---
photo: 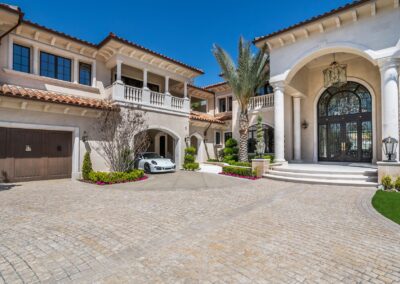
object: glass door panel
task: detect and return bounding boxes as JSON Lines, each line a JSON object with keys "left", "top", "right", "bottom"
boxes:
{"left": 328, "top": 123, "right": 341, "bottom": 160}
{"left": 344, "top": 122, "right": 358, "bottom": 161}
{"left": 318, "top": 124, "right": 327, "bottom": 158}
{"left": 362, "top": 121, "right": 372, "bottom": 160}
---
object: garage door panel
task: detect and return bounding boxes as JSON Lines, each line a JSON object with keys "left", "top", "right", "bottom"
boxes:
{"left": 47, "top": 132, "right": 72, "bottom": 178}
{"left": 13, "top": 129, "right": 45, "bottom": 180}
{"left": 0, "top": 127, "right": 72, "bottom": 182}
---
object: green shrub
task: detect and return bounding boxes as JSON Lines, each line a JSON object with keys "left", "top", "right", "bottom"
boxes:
{"left": 183, "top": 162, "right": 200, "bottom": 171}
{"left": 207, "top": 159, "right": 219, "bottom": 162}
{"left": 183, "top": 147, "right": 199, "bottom": 170}
{"left": 263, "top": 155, "right": 275, "bottom": 163}
{"left": 222, "top": 166, "right": 253, "bottom": 177}
{"left": 228, "top": 161, "right": 252, "bottom": 167}
{"left": 382, "top": 175, "right": 393, "bottom": 190}
{"left": 222, "top": 138, "right": 239, "bottom": 162}
{"left": 88, "top": 169, "right": 144, "bottom": 184}
{"left": 82, "top": 151, "right": 93, "bottom": 180}
{"left": 395, "top": 177, "right": 400, "bottom": 191}
{"left": 185, "top": 147, "right": 196, "bottom": 156}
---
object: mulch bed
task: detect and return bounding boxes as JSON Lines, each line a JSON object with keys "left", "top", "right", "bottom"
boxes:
{"left": 79, "top": 175, "right": 149, "bottom": 186}
{"left": 219, "top": 172, "right": 260, "bottom": 180}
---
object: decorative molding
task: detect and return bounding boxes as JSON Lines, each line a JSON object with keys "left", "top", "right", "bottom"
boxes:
{"left": 50, "top": 36, "right": 56, "bottom": 46}
{"left": 335, "top": 16, "right": 341, "bottom": 28}
{"left": 352, "top": 10, "right": 358, "bottom": 22}
{"left": 371, "top": 2, "right": 376, "bottom": 16}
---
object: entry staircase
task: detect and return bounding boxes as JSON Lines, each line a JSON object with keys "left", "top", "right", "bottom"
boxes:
{"left": 263, "top": 163, "right": 378, "bottom": 187}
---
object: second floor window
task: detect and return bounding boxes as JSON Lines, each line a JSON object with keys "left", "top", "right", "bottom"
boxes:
{"left": 228, "top": 96, "right": 233, "bottom": 111}
{"left": 218, "top": 98, "right": 226, "bottom": 112}
{"left": 13, "top": 44, "right": 30, "bottom": 73}
{"left": 79, "top": 62, "right": 92, "bottom": 86}
{"left": 40, "top": 52, "right": 71, "bottom": 81}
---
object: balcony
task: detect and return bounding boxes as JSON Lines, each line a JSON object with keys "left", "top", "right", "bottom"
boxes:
{"left": 107, "top": 81, "right": 190, "bottom": 114}
{"left": 248, "top": 93, "right": 274, "bottom": 111}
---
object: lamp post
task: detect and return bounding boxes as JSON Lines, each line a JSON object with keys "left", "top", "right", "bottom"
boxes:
{"left": 382, "top": 136, "right": 398, "bottom": 162}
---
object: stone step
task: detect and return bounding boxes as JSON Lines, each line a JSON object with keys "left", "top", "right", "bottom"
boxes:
{"left": 263, "top": 173, "right": 378, "bottom": 187}
{"left": 270, "top": 166, "right": 377, "bottom": 176}
{"left": 267, "top": 170, "right": 378, "bottom": 182}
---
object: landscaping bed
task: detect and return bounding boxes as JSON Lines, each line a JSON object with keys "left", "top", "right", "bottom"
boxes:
{"left": 81, "top": 169, "right": 147, "bottom": 185}
{"left": 220, "top": 165, "right": 259, "bottom": 180}
{"left": 372, "top": 190, "right": 400, "bottom": 225}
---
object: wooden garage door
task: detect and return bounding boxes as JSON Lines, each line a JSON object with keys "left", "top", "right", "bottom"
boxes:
{"left": 0, "top": 127, "right": 72, "bottom": 182}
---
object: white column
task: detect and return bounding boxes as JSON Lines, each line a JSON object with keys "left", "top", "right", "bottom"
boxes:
{"left": 272, "top": 81, "right": 286, "bottom": 162}
{"left": 73, "top": 57, "right": 79, "bottom": 84}
{"left": 91, "top": 61, "right": 97, "bottom": 87}
{"left": 165, "top": 76, "right": 170, "bottom": 94}
{"left": 293, "top": 96, "right": 301, "bottom": 161}
{"left": 143, "top": 68, "right": 148, "bottom": 89}
{"left": 33, "top": 46, "right": 39, "bottom": 75}
{"left": 71, "top": 128, "right": 80, "bottom": 179}
{"left": 116, "top": 59, "right": 123, "bottom": 82}
{"left": 379, "top": 58, "right": 400, "bottom": 160}
{"left": 184, "top": 81, "right": 188, "bottom": 98}
{"left": 8, "top": 36, "right": 13, "bottom": 70}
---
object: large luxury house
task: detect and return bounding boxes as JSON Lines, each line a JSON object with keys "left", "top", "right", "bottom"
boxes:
{"left": 0, "top": 0, "right": 399, "bottom": 182}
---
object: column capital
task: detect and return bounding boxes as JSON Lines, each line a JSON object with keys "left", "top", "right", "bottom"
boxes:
{"left": 270, "top": 81, "right": 285, "bottom": 92}
{"left": 377, "top": 57, "right": 400, "bottom": 71}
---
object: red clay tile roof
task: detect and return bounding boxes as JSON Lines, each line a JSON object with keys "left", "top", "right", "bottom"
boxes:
{"left": 215, "top": 112, "right": 232, "bottom": 121}
{"left": 190, "top": 111, "right": 225, "bottom": 124}
{"left": 0, "top": 3, "right": 23, "bottom": 15}
{"left": 98, "top": 33, "right": 204, "bottom": 75}
{"left": 203, "top": 81, "right": 229, "bottom": 89}
{"left": 0, "top": 84, "right": 113, "bottom": 110}
{"left": 253, "top": 0, "right": 369, "bottom": 44}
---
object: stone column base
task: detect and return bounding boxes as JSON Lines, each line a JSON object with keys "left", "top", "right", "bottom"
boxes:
{"left": 252, "top": 159, "right": 270, "bottom": 178}
{"left": 377, "top": 161, "right": 400, "bottom": 182}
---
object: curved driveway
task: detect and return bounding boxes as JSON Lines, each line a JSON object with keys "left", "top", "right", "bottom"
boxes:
{"left": 0, "top": 172, "right": 399, "bottom": 283}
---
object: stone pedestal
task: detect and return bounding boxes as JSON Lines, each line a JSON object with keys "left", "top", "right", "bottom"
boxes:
{"left": 252, "top": 159, "right": 270, "bottom": 178}
{"left": 377, "top": 161, "right": 400, "bottom": 183}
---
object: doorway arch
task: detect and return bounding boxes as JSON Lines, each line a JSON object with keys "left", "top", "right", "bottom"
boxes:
{"left": 317, "top": 81, "right": 373, "bottom": 162}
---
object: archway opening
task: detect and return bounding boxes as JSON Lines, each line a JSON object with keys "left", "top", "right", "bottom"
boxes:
{"left": 317, "top": 81, "right": 372, "bottom": 162}
{"left": 136, "top": 129, "right": 176, "bottom": 161}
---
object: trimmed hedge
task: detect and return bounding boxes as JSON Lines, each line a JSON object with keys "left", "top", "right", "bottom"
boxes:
{"left": 183, "top": 162, "right": 200, "bottom": 171}
{"left": 222, "top": 166, "right": 254, "bottom": 177}
{"left": 223, "top": 138, "right": 239, "bottom": 162}
{"left": 88, "top": 169, "right": 144, "bottom": 184}
{"left": 228, "top": 161, "right": 252, "bottom": 167}
{"left": 82, "top": 151, "right": 93, "bottom": 180}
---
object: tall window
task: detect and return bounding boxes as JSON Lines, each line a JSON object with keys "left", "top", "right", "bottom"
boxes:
{"left": 228, "top": 96, "right": 233, "bottom": 111}
{"left": 79, "top": 62, "right": 92, "bottom": 86}
{"left": 218, "top": 98, "right": 226, "bottom": 112}
{"left": 224, "top": 132, "right": 232, "bottom": 143}
{"left": 40, "top": 52, "right": 71, "bottom": 81}
{"left": 13, "top": 44, "right": 30, "bottom": 73}
{"left": 215, "top": 131, "right": 221, "bottom": 145}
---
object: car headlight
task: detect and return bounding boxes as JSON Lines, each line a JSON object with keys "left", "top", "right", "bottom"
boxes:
{"left": 151, "top": 160, "right": 157, "bottom": 165}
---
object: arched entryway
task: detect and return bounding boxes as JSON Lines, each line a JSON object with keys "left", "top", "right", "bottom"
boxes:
{"left": 317, "top": 81, "right": 373, "bottom": 162}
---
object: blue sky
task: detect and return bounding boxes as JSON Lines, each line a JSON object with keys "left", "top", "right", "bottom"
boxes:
{"left": 9, "top": 0, "right": 352, "bottom": 86}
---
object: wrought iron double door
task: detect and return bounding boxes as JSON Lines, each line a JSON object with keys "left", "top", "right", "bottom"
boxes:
{"left": 318, "top": 113, "right": 372, "bottom": 162}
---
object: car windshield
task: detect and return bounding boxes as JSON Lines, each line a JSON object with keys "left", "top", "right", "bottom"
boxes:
{"left": 143, "top": 153, "right": 162, "bottom": 159}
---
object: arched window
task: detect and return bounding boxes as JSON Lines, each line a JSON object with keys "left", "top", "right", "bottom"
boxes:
{"left": 318, "top": 81, "right": 371, "bottom": 117}
{"left": 248, "top": 124, "right": 274, "bottom": 154}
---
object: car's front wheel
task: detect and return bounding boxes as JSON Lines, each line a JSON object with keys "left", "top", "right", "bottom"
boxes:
{"left": 144, "top": 163, "right": 152, "bottom": 174}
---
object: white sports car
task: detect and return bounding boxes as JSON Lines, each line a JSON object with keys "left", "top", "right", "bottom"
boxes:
{"left": 135, "top": 152, "right": 176, "bottom": 173}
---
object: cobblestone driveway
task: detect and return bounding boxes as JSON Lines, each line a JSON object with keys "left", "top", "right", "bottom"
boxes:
{"left": 0, "top": 172, "right": 399, "bottom": 283}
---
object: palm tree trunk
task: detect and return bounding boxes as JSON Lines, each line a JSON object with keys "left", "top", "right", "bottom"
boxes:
{"left": 238, "top": 113, "right": 249, "bottom": 162}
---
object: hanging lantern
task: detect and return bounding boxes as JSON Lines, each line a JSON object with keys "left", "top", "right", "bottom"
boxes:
{"left": 382, "top": 136, "right": 398, "bottom": 162}
{"left": 323, "top": 54, "right": 347, "bottom": 88}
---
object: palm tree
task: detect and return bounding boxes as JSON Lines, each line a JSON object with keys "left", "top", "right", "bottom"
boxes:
{"left": 213, "top": 37, "right": 269, "bottom": 162}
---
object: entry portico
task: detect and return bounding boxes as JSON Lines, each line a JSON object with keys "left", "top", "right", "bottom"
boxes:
{"left": 254, "top": 0, "right": 400, "bottom": 164}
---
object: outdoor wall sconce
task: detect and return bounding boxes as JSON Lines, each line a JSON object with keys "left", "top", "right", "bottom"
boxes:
{"left": 382, "top": 136, "right": 398, "bottom": 162}
{"left": 302, "top": 120, "right": 309, "bottom": 129}
{"left": 82, "top": 131, "right": 89, "bottom": 143}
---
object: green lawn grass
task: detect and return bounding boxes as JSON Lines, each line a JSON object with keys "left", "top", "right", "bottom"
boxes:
{"left": 372, "top": 190, "right": 400, "bottom": 225}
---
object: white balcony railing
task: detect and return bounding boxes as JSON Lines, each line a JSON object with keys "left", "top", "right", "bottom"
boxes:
{"left": 249, "top": 93, "right": 274, "bottom": 111}
{"left": 110, "top": 82, "right": 190, "bottom": 114}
